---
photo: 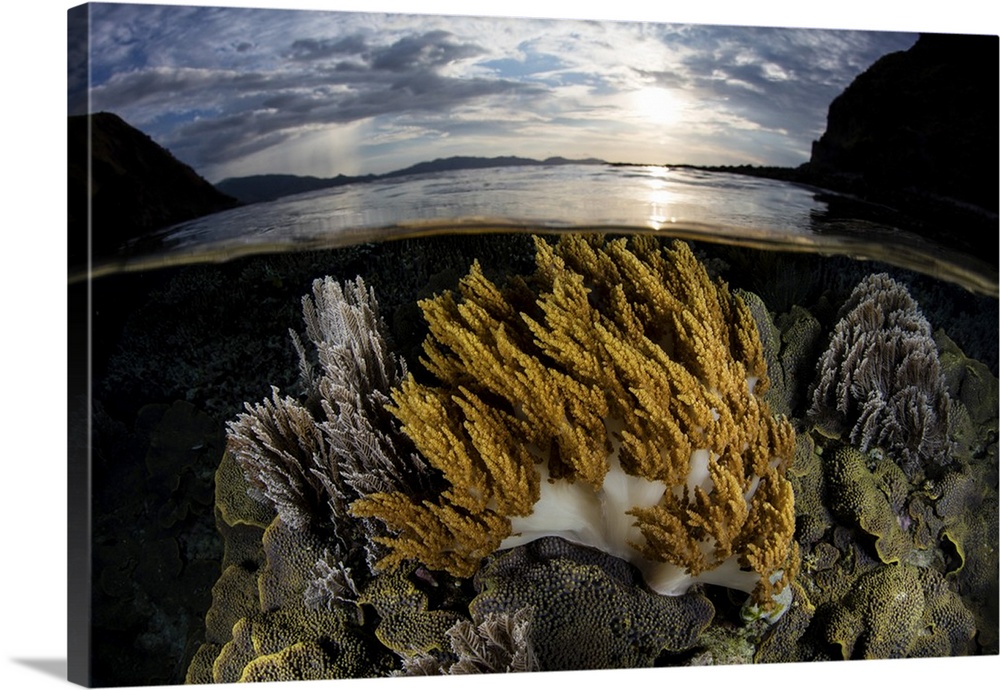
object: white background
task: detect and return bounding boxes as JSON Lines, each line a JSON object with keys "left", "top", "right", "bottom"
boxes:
{"left": 2, "top": 1, "right": 998, "bottom": 689}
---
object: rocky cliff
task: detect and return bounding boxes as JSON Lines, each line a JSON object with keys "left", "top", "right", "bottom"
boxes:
{"left": 806, "top": 33, "right": 998, "bottom": 213}
{"left": 68, "top": 112, "right": 240, "bottom": 266}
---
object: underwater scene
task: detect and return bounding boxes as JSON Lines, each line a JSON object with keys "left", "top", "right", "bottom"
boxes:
{"left": 76, "top": 195, "right": 998, "bottom": 686}
{"left": 66, "top": 4, "right": 998, "bottom": 688}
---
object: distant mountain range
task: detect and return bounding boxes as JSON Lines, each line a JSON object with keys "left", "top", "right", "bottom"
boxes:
{"left": 216, "top": 155, "right": 606, "bottom": 204}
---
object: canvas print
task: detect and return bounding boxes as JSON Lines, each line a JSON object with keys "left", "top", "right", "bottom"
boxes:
{"left": 67, "top": 2, "right": 998, "bottom": 687}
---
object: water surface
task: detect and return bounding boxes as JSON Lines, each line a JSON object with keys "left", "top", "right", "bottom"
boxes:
{"left": 84, "top": 164, "right": 997, "bottom": 296}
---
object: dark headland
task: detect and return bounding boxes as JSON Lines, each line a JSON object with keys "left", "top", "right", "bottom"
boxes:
{"left": 689, "top": 33, "right": 998, "bottom": 262}
{"left": 67, "top": 112, "right": 242, "bottom": 268}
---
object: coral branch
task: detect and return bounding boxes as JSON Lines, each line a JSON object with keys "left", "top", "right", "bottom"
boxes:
{"left": 226, "top": 275, "right": 436, "bottom": 572}
{"left": 808, "top": 273, "right": 953, "bottom": 478}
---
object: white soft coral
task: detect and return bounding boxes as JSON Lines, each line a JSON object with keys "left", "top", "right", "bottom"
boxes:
{"left": 500, "top": 420, "right": 788, "bottom": 621}
{"left": 502, "top": 455, "right": 760, "bottom": 597}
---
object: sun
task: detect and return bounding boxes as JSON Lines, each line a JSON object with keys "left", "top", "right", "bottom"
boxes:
{"left": 629, "top": 86, "right": 682, "bottom": 126}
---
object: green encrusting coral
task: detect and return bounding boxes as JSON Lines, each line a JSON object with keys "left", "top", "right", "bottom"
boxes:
{"left": 823, "top": 563, "right": 975, "bottom": 659}
{"left": 824, "top": 446, "right": 912, "bottom": 564}
{"left": 358, "top": 567, "right": 465, "bottom": 657}
{"left": 470, "top": 537, "right": 714, "bottom": 670}
{"left": 187, "top": 463, "right": 398, "bottom": 683}
{"left": 753, "top": 274, "right": 999, "bottom": 662}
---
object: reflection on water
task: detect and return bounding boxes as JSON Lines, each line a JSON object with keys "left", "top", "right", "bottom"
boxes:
{"left": 80, "top": 165, "right": 997, "bottom": 296}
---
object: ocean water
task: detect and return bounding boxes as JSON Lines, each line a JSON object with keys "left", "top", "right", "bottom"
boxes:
{"left": 72, "top": 164, "right": 999, "bottom": 686}
{"left": 88, "top": 164, "right": 996, "bottom": 295}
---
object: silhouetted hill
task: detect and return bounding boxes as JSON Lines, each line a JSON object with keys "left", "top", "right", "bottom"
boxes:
{"left": 795, "top": 33, "right": 998, "bottom": 261}
{"left": 214, "top": 172, "right": 378, "bottom": 205}
{"left": 380, "top": 155, "right": 606, "bottom": 180}
{"left": 686, "top": 34, "right": 997, "bottom": 263}
{"left": 804, "top": 33, "right": 998, "bottom": 213}
{"left": 216, "top": 155, "right": 606, "bottom": 204}
{"left": 68, "top": 112, "right": 240, "bottom": 266}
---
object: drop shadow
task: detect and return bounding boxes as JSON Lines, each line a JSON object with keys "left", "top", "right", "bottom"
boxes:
{"left": 10, "top": 658, "right": 67, "bottom": 681}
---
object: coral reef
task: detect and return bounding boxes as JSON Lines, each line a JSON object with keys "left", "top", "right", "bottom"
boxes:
{"left": 226, "top": 387, "right": 334, "bottom": 532}
{"left": 752, "top": 582, "right": 819, "bottom": 663}
{"left": 441, "top": 608, "right": 536, "bottom": 674}
{"left": 758, "top": 325, "right": 998, "bottom": 662}
{"left": 736, "top": 291, "right": 823, "bottom": 419}
{"left": 787, "top": 433, "right": 834, "bottom": 548}
{"left": 357, "top": 566, "right": 466, "bottom": 657}
{"left": 808, "top": 273, "right": 953, "bottom": 478}
{"left": 186, "top": 504, "right": 399, "bottom": 683}
{"left": 757, "top": 317, "right": 997, "bottom": 662}
{"left": 288, "top": 276, "right": 434, "bottom": 499}
{"left": 186, "top": 236, "right": 996, "bottom": 684}
{"left": 800, "top": 280, "right": 997, "bottom": 654}
{"left": 906, "top": 455, "right": 999, "bottom": 651}
{"left": 757, "top": 525, "right": 981, "bottom": 663}
{"left": 352, "top": 235, "right": 799, "bottom": 612}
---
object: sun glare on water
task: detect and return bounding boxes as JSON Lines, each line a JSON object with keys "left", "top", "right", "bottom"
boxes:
{"left": 643, "top": 166, "right": 676, "bottom": 227}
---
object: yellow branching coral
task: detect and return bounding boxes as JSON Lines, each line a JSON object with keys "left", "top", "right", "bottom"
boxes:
{"left": 350, "top": 235, "right": 798, "bottom": 611}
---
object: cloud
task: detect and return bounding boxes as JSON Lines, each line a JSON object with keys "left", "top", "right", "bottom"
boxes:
{"left": 287, "top": 34, "right": 370, "bottom": 61}
{"left": 161, "top": 69, "right": 541, "bottom": 172}
{"left": 632, "top": 25, "right": 915, "bottom": 148}
{"left": 87, "top": 18, "right": 543, "bottom": 175}
{"left": 81, "top": 4, "right": 918, "bottom": 179}
{"left": 370, "top": 30, "right": 486, "bottom": 71}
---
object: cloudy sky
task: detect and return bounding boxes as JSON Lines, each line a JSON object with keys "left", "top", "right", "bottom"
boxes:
{"left": 71, "top": 2, "right": 919, "bottom": 183}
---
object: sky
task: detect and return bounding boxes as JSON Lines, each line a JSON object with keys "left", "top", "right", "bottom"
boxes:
{"left": 70, "top": 1, "right": 921, "bottom": 183}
